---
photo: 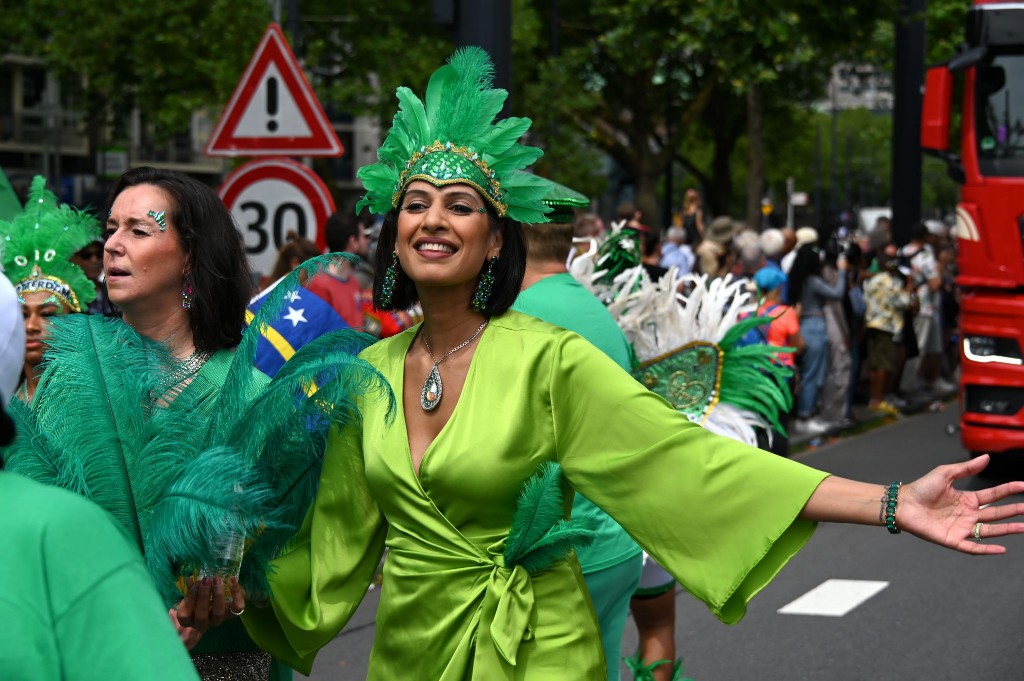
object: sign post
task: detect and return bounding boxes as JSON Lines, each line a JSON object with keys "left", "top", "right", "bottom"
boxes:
{"left": 219, "top": 158, "right": 336, "bottom": 277}
{"left": 206, "top": 22, "right": 344, "bottom": 276}
{"left": 206, "top": 23, "right": 343, "bottom": 158}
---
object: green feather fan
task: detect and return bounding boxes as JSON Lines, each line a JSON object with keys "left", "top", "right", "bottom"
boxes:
{"left": 145, "top": 446, "right": 276, "bottom": 604}
{"left": 2, "top": 254, "right": 394, "bottom": 604}
{"left": 153, "top": 254, "right": 392, "bottom": 601}
{"left": 719, "top": 314, "right": 794, "bottom": 434}
{"left": 221, "top": 335, "right": 394, "bottom": 596}
{"left": 504, "top": 462, "right": 597, "bottom": 575}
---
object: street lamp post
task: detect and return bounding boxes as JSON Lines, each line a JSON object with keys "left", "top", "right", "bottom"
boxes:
{"left": 891, "top": 0, "right": 925, "bottom": 245}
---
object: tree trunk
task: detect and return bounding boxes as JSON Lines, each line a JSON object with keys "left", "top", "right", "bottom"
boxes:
{"left": 633, "top": 169, "right": 661, "bottom": 232}
{"left": 703, "top": 85, "right": 742, "bottom": 218}
{"left": 745, "top": 83, "right": 765, "bottom": 230}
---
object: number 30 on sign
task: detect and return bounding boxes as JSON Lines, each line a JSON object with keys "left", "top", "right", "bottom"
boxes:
{"left": 218, "top": 158, "right": 335, "bottom": 277}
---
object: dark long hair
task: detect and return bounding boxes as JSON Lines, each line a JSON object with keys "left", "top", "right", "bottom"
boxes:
{"left": 371, "top": 203, "right": 527, "bottom": 317}
{"left": 786, "top": 243, "right": 822, "bottom": 306}
{"left": 106, "top": 167, "right": 253, "bottom": 353}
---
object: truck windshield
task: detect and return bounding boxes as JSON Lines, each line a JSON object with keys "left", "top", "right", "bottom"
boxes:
{"left": 976, "top": 54, "right": 1024, "bottom": 177}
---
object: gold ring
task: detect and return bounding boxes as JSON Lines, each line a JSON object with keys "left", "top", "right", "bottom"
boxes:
{"left": 973, "top": 522, "right": 983, "bottom": 541}
{"left": 229, "top": 606, "right": 245, "bottom": 616}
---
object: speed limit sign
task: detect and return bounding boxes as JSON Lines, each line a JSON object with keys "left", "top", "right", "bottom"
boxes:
{"left": 218, "top": 158, "right": 335, "bottom": 277}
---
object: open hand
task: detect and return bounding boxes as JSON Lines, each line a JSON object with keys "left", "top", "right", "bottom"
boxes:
{"left": 898, "top": 454, "right": 1024, "bottom": 554}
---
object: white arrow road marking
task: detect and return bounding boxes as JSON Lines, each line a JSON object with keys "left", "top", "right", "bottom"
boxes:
{"left": 778, "top": 579, "right": 889, "bottom": 617}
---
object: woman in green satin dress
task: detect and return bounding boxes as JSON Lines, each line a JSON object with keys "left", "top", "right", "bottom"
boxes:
{"left": 230, "top": 50, "right": 1024, "bottom": 680}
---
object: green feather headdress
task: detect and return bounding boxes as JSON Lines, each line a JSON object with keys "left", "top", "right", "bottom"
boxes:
{"left": 0, "top": 176, "right": 98, "bottom": 312}
{"left": 356, "top": 47, "right": 554, "bottom": 224}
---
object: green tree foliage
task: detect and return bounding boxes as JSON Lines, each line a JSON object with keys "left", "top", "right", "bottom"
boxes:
{"left": 297, "top": 2, "right": 452, "bottom": 126}
{"left": 0, "top": 0, "right": 271, "bottom": 143}
{"left": 507, "top": 0, "right": 899, "bottom": 226}
{"left": 1, "top": 0, "right": 964, "bottom": 221}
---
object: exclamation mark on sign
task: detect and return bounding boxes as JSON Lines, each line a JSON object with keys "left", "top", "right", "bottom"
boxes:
{"left": 266, "top": 77, "right": 279, "bottom": 133}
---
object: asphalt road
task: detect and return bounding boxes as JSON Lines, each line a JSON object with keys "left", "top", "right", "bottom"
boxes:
{"left": 302, "top": 408, "right": 1024, "bottom": 680}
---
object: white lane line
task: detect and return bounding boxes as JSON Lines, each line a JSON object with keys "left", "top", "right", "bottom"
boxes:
{"left": 777, "top": 579, "right": 889, "bottom": 617}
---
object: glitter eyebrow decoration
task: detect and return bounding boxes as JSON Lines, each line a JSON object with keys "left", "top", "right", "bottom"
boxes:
{"left": 147, "top": 210, "right": 167, "bottom": 231}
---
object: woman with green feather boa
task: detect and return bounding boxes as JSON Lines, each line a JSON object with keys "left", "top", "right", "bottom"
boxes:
{"left": 231, "top": 48, "right": 1024, "bottom": 680}
{"left": 3, "top": 167, "right": 392, "bottom": 681}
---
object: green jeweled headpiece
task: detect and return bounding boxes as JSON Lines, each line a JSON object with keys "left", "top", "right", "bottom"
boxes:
{"left": 594, "top": 220, "right": 642, "bottom": 286}
{"left": 540, "top": 178, "right": 589, "bottom": 225}
{"left": 356, "top": 47, "right": 554, "bottom": 224}
{"left": 0, "top": 176, "right": 98, "bottom": 312}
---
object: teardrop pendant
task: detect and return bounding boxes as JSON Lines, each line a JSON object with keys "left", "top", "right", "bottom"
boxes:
{"left": 421, "top": 364, "right": 443, "bottom": 411}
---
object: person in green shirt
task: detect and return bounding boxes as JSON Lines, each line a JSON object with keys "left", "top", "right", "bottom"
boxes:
{"left": 0, "top": 470, "right": 203, "bottom": 681}
{"left": 512, "top": 189, "right": 644, "bottom": 681}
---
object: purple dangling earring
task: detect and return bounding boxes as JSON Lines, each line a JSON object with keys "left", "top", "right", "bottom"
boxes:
{"left": 181, "top": 274, "right": 193, "bottom": 310}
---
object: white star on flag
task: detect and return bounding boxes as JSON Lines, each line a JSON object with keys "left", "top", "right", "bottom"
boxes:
{"left": 283, "top": 306, "right": 307, "bottom": 327}
{"left": 284, "top": 290, "right": 302, "bottom": 303}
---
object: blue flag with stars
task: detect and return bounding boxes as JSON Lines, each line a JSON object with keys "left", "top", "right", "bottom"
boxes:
{"left": 247, "top": 280, "right": 350, "bottom": 378}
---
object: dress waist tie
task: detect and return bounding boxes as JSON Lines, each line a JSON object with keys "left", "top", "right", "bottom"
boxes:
{"left": 387, "top": 536, "right": 540, "bottom": 681}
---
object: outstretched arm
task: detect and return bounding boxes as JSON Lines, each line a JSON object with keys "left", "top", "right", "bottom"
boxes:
{"left": 800, "top": 454, "right": 1024, "bottom": 555}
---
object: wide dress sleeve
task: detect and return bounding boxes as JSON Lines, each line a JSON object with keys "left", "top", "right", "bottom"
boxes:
{"left": 552, "top": 332, "right": 829, "bottom": 624}
{"left": 242, "top": 423, "right": 388, "bottom": 674}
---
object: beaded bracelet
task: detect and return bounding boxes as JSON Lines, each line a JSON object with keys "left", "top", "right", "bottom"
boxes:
{"left": 883, "top": 481, "right": 902, "bottom": 534}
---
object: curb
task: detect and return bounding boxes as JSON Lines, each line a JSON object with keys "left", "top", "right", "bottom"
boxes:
{"left": 789, "top": 393, "right": 956, "bottom": 455}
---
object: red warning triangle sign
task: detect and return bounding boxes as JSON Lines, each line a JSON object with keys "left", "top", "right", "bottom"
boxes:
{"left": 206, "top": 23, "right": 344, "bottom": 157}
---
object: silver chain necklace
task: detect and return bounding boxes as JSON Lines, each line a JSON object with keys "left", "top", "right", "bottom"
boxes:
{"left": 149, "top": 347, "right": 212, "bottom": 406}
{"left": 419, "top": 321, "right": 487, "bottom": 411}
{"left": 161, "top": 348, "right": 212, "bottom": 392}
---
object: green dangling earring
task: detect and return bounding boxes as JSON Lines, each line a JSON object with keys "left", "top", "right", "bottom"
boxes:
{"left": 380, "top": 251, "right": 398, "bottom": 308}
{"left": 471, "top": 255, "right": 498, "bottom": 313}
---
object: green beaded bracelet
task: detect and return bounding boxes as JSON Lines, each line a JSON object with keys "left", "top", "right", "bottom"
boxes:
{"left": 884, "top": 481, "right": 902, "bottom": 534}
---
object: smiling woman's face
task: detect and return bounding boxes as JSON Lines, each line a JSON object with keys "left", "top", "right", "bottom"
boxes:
{"left": 103, "top": 184, "right": 189, "bottom": 316}
{"left": 395, "top": 181, "right": 502, "bottom": 295}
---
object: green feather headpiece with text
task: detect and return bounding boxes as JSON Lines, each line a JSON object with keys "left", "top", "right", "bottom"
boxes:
{"left": 0, "top": 176, "right": 98, "bottom": 312}
{"left": 356, "top": 47, "right": 554, "bottom": 224}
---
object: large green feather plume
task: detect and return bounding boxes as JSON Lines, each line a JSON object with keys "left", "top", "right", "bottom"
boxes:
{"left": 2, "top": 255, "right": 395, "bottom": 604}
{"left": 504, "top": 462, "right": 597, "bottom": 575}
{"left": 720, "top": 314, "right": 794, "bottom": 434}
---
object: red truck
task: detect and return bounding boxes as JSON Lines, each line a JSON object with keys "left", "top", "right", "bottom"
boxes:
{"left": 921, "top": 0, "right": 1024, "bottom": 455}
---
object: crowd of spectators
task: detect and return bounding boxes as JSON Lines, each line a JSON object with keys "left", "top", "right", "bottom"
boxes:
{"left": 257, "top": 195, "right": 958, "bottom": 449}
{"left": 576, "top": 201, "right": 960, "bottom": 445}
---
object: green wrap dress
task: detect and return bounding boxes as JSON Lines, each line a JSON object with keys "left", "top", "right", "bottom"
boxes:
{"left": 243, "top": 311, "right": 829, "bottom": 679}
